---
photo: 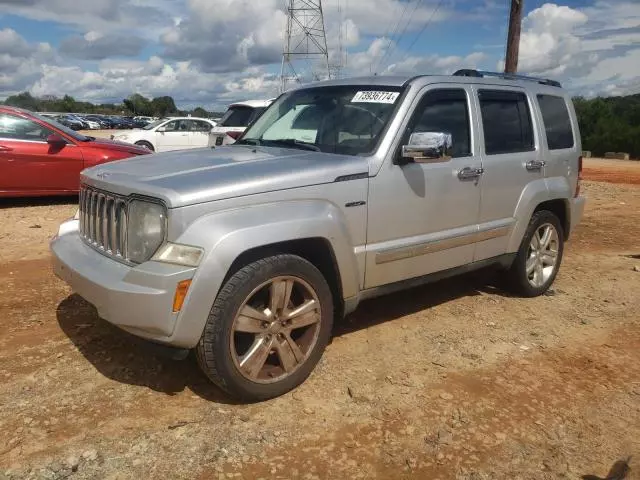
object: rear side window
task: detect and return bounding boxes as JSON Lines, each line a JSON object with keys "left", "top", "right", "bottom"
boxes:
{"left": 537, "top": 94, "right": 574, "bottom": 150}
{"left": 219, "top": 106, "right": 255, "bottom": 127}
{"left": 479, "top": 90, "right": 534, "bottom": 155}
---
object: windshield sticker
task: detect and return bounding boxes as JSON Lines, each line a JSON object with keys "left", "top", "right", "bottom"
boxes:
{"left": 351, "top": 91, "right": 400, "bottom": 104}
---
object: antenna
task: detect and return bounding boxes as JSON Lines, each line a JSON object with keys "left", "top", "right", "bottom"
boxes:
{"left": 280, "top": 0, "right": 331, "bottom": 93}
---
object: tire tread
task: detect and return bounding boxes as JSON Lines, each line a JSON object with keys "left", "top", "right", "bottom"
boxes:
{"left": 196, "top": 254, "right": 333, "bottom": 400}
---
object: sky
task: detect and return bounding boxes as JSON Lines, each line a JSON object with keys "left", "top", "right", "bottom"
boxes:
{"left": 0, "top": 0, "right": 639, "bottom": 110}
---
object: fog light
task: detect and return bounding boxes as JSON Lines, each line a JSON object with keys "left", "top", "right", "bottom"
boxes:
{"left": 173, "top": 280, "right": 192, "bottom": 313}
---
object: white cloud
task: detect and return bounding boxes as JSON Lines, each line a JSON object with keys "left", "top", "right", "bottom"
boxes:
{"left": 388, "top": 51, "right": 487, "bottom": 76}
{"left": 161, "top": 0, "right": 286, "bottom": 72}
{"left": 512, "top": 2, "right": 640, "bottom": 95}
{"left": 0, "top": 0, "right": 173, "bottom": 36}
{"left": 517, "top": 4, "right": 588, "bottom": 75}
{"left": 0, "top": 28, "right": 56, "bottom": 94}
{"left": 323, "top": 0, "right": 449, "bottom": 36}
{"left": 28, "top": 56, "right": 280, "bottom": 110}
{"left": 59, "top": 31, "right": 146, "bottom": 60}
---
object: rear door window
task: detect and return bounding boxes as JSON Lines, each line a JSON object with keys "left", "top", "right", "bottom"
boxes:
{"left": 537, "top": 94, "right": 574, "bottom": 150}
{"left": 479, "top": 90, "right": 534, "bottom": 155}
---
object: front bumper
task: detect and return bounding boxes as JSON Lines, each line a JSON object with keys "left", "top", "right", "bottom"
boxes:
{"left": 50, "top": 219, "right": 196, "bottom": 346}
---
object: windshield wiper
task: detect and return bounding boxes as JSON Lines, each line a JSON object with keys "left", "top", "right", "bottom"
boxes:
{"left": 262, "top": 139, "right": 320, "bottom": 152}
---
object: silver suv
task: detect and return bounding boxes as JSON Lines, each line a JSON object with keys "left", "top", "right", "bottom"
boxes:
{"left": 51, "top": 69, "right": 586, "bottom": 401}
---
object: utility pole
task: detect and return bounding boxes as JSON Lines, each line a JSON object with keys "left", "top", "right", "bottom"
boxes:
{"left": 504, "top": 0, "right": 523, "bottom": 74}
{"left": 280, "top": 0, "right": 331, "bottom": 93}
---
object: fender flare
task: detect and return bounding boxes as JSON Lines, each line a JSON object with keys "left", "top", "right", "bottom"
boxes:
{"left": 168, "top": 200, "right": 360, "bottom": 348}
{"left": 507, "top": 177, "right": 571, "bottom": 252}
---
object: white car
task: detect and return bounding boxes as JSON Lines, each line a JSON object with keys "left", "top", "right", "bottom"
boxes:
{"left": 208, "top": 99, "right": 273, "bottom": 147}
{"left": 112, "top": 117, "right": 217, "bottom": 152}
{"left": 79, "top": 117, "right": 101, "bottom": 130}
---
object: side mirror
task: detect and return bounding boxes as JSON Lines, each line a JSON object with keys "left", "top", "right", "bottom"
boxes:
{"left": 157, "top": 126, "right": 166, "bottom": 133}
{"left": 401, "top": 132, "right": 452, "bottom": 163}
{"left": 47, "top": 134, "right": 66, "bottom": 145}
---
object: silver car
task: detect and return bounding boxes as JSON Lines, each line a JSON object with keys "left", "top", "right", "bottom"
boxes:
{"left": 51, "top": 70, "right": 586, "bottom": 401}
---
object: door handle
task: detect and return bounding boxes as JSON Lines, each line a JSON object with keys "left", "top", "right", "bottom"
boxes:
{"left": 458, "top": 167, "right": 484, "bottom": 180}
{"left": 525, "top": 160, "right": 546, "bottom": 171}
{"left": 0, "top": 145, "right": 13, "bottom": 152}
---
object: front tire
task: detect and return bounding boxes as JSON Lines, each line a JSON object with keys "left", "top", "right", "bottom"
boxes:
{"left": 134, "top": 140, "right": 154, "bottom": 151}
{"left": 506, "top": 210, "right": 564, "bottom": 297}
{"left": 196, "top": 254, "right": 334, "bottom": 401}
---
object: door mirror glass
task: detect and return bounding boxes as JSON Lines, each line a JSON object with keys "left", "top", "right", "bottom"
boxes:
{"left": 46, "top": 134, "right": 66, "bottom": 145}
{"left": 401, "top": 132, "right": 452, "bottom": 163}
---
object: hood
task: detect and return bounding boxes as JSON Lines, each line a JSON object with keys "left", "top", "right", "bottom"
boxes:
{"left": 81, "top": 145, "right": 369, "bottom": 208}
{"left": 80, "top": 137, "right": 151, "bottom": 156}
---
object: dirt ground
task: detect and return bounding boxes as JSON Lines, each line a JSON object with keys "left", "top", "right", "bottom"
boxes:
{"left": 1, "top": 159, "right": 639, "bottom": 480}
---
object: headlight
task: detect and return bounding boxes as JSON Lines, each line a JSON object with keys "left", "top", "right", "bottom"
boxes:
{"left": 127, "top": 200, "right": 166, "bottom": 264}
{"left": 152, "top": 243, "right": 203, "bottom": 267}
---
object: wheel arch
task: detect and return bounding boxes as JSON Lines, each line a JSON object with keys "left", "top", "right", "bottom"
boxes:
{"left": 533, "top": 199, "right": 569, "bottom": 239}
{"left": 134, "top": 139, "right": 155, "bottom": 151}
{"left": 168, "top": 200, "right": 360, "bottom": 348}
{"left": 224, "top": 237, "right": 344, "bottom": 319}
{"left": 507, "top": 177, "right": 572, "bottom": 252}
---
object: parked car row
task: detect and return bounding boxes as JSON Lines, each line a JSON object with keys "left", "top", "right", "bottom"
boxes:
{"left": 40, "top": 113, "right": 154, "bottom": 131}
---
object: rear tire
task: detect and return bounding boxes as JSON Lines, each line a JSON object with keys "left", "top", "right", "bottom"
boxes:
{"left": 196, "top": 254, "right": 334, "bottom": 401}
{"left": 134, "top": 140, "right": 154, "bottom": 151}
{"left": 506, "top": 210, "right": 564, "bottom": 297}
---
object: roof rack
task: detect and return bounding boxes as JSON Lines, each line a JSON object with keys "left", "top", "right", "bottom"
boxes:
{"left": 452, "top": 69, "right": 562, "bottom": 88}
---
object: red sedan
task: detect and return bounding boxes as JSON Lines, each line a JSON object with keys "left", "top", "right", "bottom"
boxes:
{"left": 0, "top": 106, "right": 150, "bottom": 197}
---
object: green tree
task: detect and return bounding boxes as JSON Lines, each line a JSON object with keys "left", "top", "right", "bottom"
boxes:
{"left": 192, "top": 107, "right": 208, "bottom": 118}
{"left": 123, "top": 93, "right": 153, "bottom": 116}
{"left": 60, "top": 95, "right": 78, "bottom": 112}
{"left": 150, "top": 96, "right": 178, "bottom": 117}
{"left": 4, "top": 92, "right": 39, "bottom": 111}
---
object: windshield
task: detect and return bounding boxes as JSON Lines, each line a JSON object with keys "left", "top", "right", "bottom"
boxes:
{"left": 219, "top": 106, "right": 257, "bottom": 127}
{"left": 240, "top": 86, "right": 403, "bottom": 156}
{"left": 143, "top": 118, "right": 168, "bottom": 130}
{"left": 31, "top": 112, "right": 90, "bottom": 142}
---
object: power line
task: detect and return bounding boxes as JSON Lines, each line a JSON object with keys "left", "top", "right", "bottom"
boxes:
{"left": 395, "top": 0, "right": 444, "bottom": 68}
{"left": 378, "top": 0, "right": 425, "bottom": 73}
{"left": 370, "top": 0, "right": 413, "bottom": 74}
{"left": 344, "top": 0, "right": 349, "bottom": 70}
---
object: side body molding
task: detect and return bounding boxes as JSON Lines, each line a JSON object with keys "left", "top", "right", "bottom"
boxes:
{"left": 168, "top": 200, "right": 361, "bottom": 348}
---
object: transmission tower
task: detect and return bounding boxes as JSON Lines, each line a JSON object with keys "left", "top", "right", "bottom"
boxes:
{"left": 280, "top": 0, "right": 331, "bottom": 93}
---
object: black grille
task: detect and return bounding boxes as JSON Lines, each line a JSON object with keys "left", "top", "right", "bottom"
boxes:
{"left": 79, "top": 185, "right": 128, "bottom": 259}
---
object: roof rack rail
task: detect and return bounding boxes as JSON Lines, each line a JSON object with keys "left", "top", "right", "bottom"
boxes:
{"left": 452, "top": 69, "right": 562, "bottom": 88}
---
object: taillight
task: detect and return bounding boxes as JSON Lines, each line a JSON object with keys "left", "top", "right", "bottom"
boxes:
{"left": 227, "top": 131, "right": 243, "bottom": 140}
{"left": 575, "top": 155, "right": 583, "bottom": 197}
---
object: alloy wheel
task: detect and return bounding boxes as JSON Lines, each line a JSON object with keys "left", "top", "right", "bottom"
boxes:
{"left": 526, "top": 222, "right": 560, "bottom": 288}
{"left": 230, "top": 276, "right": 322, "bottom": 384}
